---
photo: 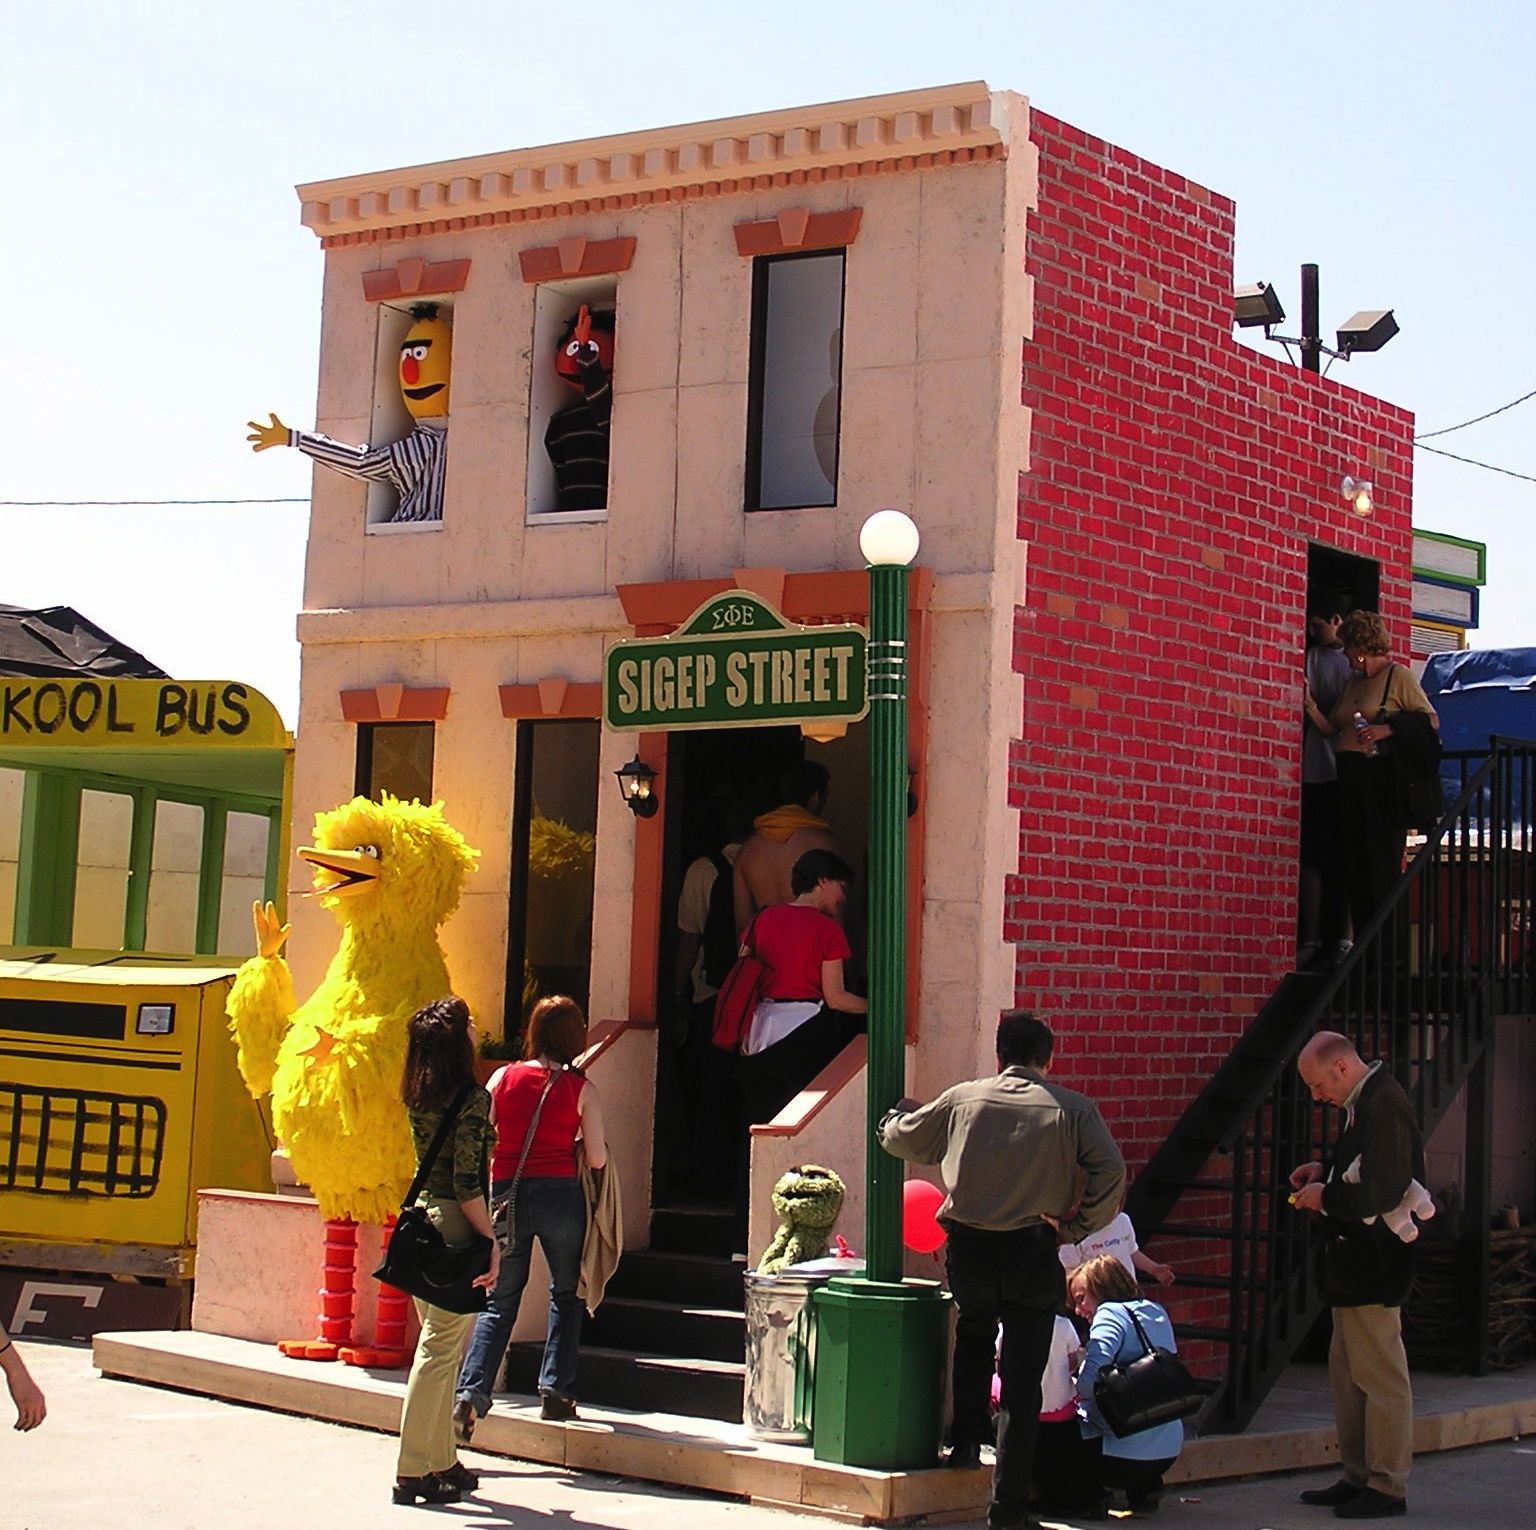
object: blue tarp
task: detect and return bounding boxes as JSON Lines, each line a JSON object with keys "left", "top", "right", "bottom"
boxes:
{"left": 1422, "top": 648, "right": 1536, "bottom": 814}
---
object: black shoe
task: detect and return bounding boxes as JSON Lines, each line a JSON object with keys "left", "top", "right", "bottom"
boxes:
{"left": 986, "top": 1508, "right": 1034, "bottom": 1530}
{"left": 437, "top": 1460, "right": 479, "bottom": 1492}
{"left": 392, "top": 1474, "right": 463, "bottom": 1506}
{"left": 1334, "top": 1488, "right": 1407, "bottom": 1519}
{"left": 944, "top": 1441, "right": 983, "bottom": 1469}
{"left": 1127, "top": 1486, "right": 1163, "bottom": 1514}
{"left": 452, "top": 1396, "right": 476, "bottom": 1446}
{"left": 539, "top": 1390, "right": 578, "bottom": 1421}
{"left": 1301, "top": 1480, "right": 1365, "bottom": 1507}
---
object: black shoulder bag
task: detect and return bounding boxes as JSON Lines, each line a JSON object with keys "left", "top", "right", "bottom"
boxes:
{"left": 373, "top": 1084, "right": 493, "bottom": 1314}
{"left": 1092, "top": 1303, "right": 1205, "bottom": 1437}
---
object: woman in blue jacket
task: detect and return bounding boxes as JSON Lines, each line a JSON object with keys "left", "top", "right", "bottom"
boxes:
{"left": 1069, "top": 1254, "right": 1185, "bottom": 1514}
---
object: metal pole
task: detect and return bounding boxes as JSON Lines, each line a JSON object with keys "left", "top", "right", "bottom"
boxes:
{"left": 865, "top": 560, "right": 908, "bottom": 1284}
{"left": 1300, "top": 262, "right": 1321, "bottom": 374}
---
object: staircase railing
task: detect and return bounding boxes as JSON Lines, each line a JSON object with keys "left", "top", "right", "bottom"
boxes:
{"left": 1128, "top": 736, "right": 1536, "bottom": 1433}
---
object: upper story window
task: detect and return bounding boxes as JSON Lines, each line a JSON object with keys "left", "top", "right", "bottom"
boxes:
{"left": 526, "top": 280, "right": 617, "bottom": 523}
{"left": 356, "top": 722, "right": 435, "bottom": 803}
{"left": 746, "top": 250, "right": 845, "bottom": 511}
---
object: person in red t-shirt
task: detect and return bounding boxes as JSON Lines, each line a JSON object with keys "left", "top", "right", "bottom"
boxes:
{"left": 454, "top": 996, "right": 607, "bottom": 1438}
{"left": 738, "top": 849, "right": 868, "bottom": 1172}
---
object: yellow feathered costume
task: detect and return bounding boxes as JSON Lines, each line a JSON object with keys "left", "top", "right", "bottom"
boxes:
{"left": 227, "top": 794, "right": 478, "bottom": 1225}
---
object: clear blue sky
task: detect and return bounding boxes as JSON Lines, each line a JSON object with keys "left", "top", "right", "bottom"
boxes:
{"left": 5, "top": 1, "right": 1531, "bottom": 726}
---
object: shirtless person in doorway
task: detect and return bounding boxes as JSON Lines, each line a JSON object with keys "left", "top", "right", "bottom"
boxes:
{"left": 732, "top": 760, "right": 843, "bottom": 936}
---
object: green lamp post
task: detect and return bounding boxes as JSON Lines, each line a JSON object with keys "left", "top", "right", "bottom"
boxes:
{"left": 810, "top": 509, "right": 951, "bottom": 1469}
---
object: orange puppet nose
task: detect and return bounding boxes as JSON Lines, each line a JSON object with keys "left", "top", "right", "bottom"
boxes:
{"left": 400, "top": 355, "right": 420, "bottom": 385}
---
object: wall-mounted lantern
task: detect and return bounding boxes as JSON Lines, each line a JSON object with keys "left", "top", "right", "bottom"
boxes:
{"left": 614, "top": 756, "right": 658, "bottom": 818}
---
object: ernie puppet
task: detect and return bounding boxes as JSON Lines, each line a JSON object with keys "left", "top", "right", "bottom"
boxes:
{"left": 246, "top": 302, "right": 452, "bottom": 523}
{"left": 227, "top": 794, "right": 478, "bottom": 1365}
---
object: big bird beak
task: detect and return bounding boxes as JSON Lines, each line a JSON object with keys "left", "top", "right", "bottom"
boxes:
{"left": 297, "top": 846, "right": 381, "bottom": 899}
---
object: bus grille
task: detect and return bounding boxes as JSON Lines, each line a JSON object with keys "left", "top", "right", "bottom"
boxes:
{"left": 0, "top": 1084, "right": 166, "bottom": 1197}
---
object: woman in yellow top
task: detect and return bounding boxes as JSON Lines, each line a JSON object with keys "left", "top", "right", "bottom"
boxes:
{"left": 1302, "top": 611, "right": 1437, "bottom": 938}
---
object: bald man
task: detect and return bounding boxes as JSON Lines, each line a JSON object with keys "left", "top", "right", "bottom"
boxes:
{"left": 1289, "top": 1032, "right": 1423, "bottom": 1520}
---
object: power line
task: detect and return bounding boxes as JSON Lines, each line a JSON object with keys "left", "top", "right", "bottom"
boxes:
{"left": 1415, "top": 387, "right": 1536, "bottom": 441}
{"left": 0, "top": 496, "right": 308, "bottom": 507}
{"left": 1414, "top": 443, "right": 1536, "bottom": 484}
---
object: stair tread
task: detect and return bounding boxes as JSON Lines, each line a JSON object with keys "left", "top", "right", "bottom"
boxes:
{"left": 596, "top": 1294, "right": 743, "bottom": 1321}
{"left": 509, "top": 1340, "right": 744, "bottom": 1377}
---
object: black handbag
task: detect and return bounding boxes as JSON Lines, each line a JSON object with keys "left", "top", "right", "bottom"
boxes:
{"left": 374, "top": 1084, "right": 493, "bottom": 1314}
{"left": 1091, "top": 1303, "right": 1204, "bottom": 1437}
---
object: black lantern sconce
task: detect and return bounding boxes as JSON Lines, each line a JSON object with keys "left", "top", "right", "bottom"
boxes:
{"left": 614, "top": 756, "right": 659, "bottom": 818}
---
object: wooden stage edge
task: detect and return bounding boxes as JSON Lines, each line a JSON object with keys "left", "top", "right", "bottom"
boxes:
{"left": 93, "top": 1331, "right": 1536, "bottom": 1527}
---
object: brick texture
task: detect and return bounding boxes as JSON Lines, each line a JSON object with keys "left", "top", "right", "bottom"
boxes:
{"left": 1012, "top": 115, "right": 1414, "bottom": 1179}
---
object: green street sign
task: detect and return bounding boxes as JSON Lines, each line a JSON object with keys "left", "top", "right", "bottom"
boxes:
{"left": 604, "top": 592, "right": 868, "bottom": 732}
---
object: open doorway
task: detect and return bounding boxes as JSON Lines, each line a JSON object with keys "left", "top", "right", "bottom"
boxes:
{"left": 651, "top": 722, "right": 869, "bottom": 1207}
{"left": 1299, "top": 545, "right": 1379, "bottom": 965}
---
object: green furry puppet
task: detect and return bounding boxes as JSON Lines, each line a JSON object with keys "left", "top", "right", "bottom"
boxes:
{"left": 757, "top": 1164, "right": 846, "bottom": 1274}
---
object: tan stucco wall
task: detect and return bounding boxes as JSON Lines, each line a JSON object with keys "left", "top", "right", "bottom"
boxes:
{"left": 288, "top": 89, "right": 1036, "bottom": 1232}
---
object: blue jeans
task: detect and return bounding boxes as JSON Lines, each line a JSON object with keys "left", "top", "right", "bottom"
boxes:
{"left": 456, "top": 1176, "right": 586, "bottom": 1416}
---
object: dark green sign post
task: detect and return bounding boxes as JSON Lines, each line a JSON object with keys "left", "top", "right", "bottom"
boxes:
{"left": 811, "top": 511, "right": 950, "bottom": 1471}
{"left": 604, "top": 592, "right": 868, "bottom": 733}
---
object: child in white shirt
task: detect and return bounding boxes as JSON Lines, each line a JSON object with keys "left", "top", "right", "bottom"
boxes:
{"left": 1057, "top": 1209, "right": 1175, "bottom": 1287}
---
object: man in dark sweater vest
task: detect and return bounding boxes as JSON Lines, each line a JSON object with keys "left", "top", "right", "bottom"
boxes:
{"left": 1290, "top": 1031, "right": 1425, "bottom": 1520}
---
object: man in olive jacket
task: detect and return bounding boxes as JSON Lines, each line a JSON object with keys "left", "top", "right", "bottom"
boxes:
{"left": 879, "top": 1011, "right": 1125, "bottom": 1530}
{"left": 1290, "top": 1031, "right": 1425, "bottom": 1520}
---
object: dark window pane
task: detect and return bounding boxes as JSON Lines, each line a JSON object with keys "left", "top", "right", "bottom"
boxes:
{"left": 356, "top": 722, "right": 435, "bottom": 803}
{"left": 506, "top": 721, "right": 599, "bottom": 1039}
{"left": 747, "top": 251, "right": 844, "bottom": 510}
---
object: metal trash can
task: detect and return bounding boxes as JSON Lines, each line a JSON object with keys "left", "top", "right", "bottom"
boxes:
{"left": 742, "top": 1270, "right": 830, "bottom": 1441}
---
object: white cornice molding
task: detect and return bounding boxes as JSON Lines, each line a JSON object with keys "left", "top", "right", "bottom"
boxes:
{"left": 297, "top": 82, "right": 1008, "bottom": 241}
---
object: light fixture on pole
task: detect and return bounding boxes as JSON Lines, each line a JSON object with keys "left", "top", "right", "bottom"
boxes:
{"left": 857, "top": 508, "right": 919, "bottom": 1286}
{"left": 806, "top": 510, "right": 951, "bottom": 1473}
{"left": 1233, "top": 264, "right": 1397, "bottom": 374}
{"left": 613, "top": 756, "right": 658, "bottom": 818}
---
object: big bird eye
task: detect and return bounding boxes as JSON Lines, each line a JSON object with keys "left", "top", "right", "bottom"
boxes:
{"left": 357, "top": 844, "right": 381, "bottom": 859}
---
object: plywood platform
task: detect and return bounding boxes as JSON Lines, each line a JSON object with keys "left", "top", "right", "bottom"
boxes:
{"left": 93, "top": 1331, "right": 1536, "bottom": 1526}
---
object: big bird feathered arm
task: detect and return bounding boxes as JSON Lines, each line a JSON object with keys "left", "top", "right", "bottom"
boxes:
{"left": 227, "top": 901, "right": 296, "bottom": 1098}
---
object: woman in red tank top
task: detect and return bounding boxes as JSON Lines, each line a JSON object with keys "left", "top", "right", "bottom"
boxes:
{"left": 453, "top": 996, "right": 607, "bottom": 1435}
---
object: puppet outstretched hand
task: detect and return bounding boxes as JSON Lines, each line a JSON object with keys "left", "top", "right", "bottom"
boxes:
{"left": 246, "top": 412, "right": 290, "bottom": 451}
{"left": 252, "top": 900, "right": 291, "bottom": 960}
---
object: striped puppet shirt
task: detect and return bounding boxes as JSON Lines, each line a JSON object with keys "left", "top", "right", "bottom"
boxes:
{"left": 291, "top": 418, "right": 447, "bottom": 523}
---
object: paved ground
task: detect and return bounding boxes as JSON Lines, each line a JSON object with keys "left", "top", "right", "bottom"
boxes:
{"left": 5, "top": 1340, "right": 1534, "bottom": 1530}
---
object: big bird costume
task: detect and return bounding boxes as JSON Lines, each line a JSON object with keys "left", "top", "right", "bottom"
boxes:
{"left": 227, "top": 793, "right": 478, "bottom": 1365}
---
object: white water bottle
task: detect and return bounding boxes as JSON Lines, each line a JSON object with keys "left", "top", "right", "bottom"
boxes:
{"left": 1352, "top": 710, "right": 1377, "bottom": 757}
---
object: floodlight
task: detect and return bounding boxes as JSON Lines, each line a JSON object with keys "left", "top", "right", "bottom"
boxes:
{"left": 1234, "top": 282, "right": 1286, "bottom": 329}
{"left": 1336, "top": 309, "right": 1399, "bottom": 356}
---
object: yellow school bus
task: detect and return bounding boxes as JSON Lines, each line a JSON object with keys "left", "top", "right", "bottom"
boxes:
{"left": 0, "top": 678, "right": 289, "bottom": 1327}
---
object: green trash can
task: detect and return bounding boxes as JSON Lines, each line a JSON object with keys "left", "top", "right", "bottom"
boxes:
{"left": 810, "top": 1276, "right": 951, "bottom": 1468}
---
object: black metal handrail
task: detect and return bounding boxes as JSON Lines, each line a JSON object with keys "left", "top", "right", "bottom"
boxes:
{"left": 1174, "top": 737, "right": 1536, "bottom": 1430}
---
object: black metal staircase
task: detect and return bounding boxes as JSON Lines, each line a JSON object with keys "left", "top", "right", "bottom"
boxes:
{"left": 1127, "top": 738, "right": 1535, "bottom": 1433}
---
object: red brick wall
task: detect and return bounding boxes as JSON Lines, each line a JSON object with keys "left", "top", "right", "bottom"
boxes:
{"left": 1011, "top": 112, "right": 1416, "bottom": 1174}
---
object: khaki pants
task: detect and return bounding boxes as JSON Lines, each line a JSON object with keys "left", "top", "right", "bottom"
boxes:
{"left": 1330, "top": 1304, "right": 1412, "bottom": 1499}
{"left": 397, "top": 1298, "right": 476, "bottom": 1478}
{"left": 397, "top": 1199, "right": 478, "bottom": 1479}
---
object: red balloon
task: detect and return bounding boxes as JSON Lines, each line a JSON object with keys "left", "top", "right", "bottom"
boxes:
{"left": 901, "top": 1178, "right": 947, "bottom": 1253}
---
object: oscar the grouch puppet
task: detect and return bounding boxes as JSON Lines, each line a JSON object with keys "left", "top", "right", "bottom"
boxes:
{"left": 757, "top": 1164, "right": 847, "bottom": 1274}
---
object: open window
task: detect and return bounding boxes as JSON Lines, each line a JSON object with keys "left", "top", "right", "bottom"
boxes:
{"left": 363, "top": 298, "right": 452, "bottom": 533}
{"left": 526, "top": 277, "right": 617, "bottom": 523}
{"left": 355, "top": 721, "right": 436, "bottom": 803}
{"left": 71, "top": 788, "right": 134, "bottom": 949}
{"left": 746, "top": 250, "right": 845, "bottom": 511}
{"left": 0, "top": 767, "right": 22, "bottom": 940}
